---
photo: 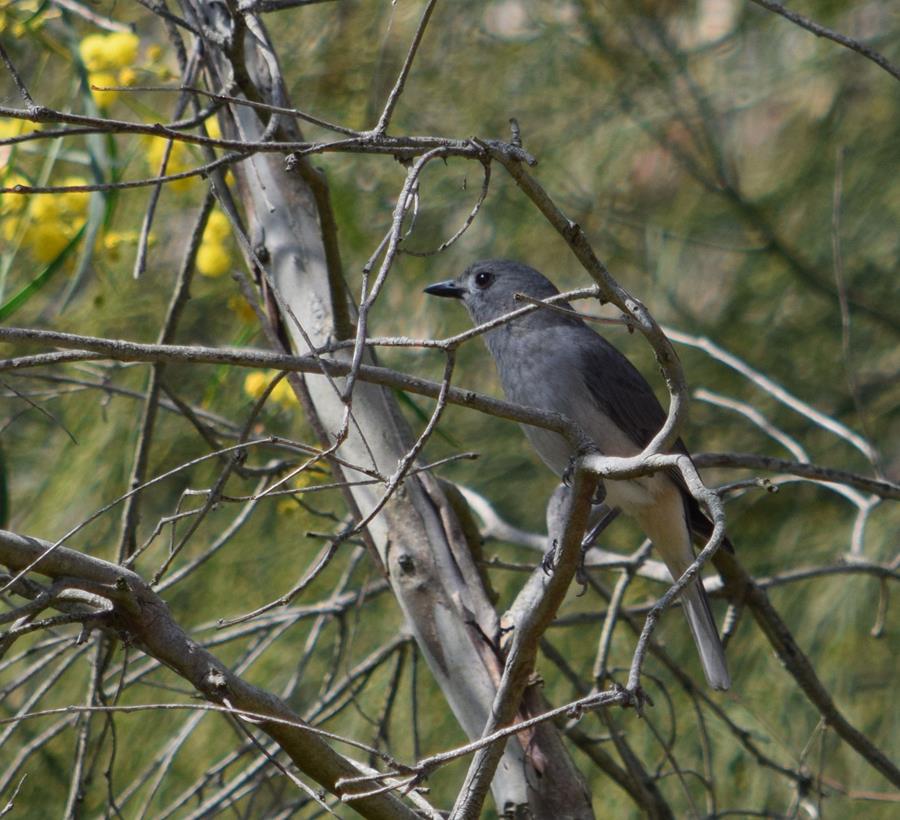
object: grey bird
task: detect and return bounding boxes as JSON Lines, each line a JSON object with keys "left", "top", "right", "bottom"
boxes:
{"left": 425, "top": 259, "right": 731, "bottom": 690}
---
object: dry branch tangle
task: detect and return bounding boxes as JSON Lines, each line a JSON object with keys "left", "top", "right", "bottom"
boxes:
{"left": 174, "top": 1, "right": 593, "bottom": 814}
{"left": 1, "top": 0, "right": 897, "bottom": 815}
{"left": 0, "top": 529, "right": 423, "bottom": 820}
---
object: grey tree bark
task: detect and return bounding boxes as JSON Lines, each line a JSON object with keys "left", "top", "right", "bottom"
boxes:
{"left": 178, "top": 2, "right": 594, "bottom": 816}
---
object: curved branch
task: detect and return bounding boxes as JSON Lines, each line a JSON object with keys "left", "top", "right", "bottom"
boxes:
{"left": 748, "top": 0, "right": 900, "bottom": 82}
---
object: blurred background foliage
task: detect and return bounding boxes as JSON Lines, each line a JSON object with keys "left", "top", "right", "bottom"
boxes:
{"left": 1, "top": 0, "right": 897, "bottom": 816}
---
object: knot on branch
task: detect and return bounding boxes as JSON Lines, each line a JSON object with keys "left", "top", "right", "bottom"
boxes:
{"left": 284, "top": 152, "right": 301, "bottom": 174}
{"left": 202, "top": 665, "right": 229, "bottom": 697}
{"left": 562, "top": 220, "right": 582, "bottom": 242}
{"left": 619, "top": 683, "right": 653, "bottom": 714}
{"left": 471, "top": 135, "right": 538, "bottom": 167}
{"left": 27, "top": 104, "right": 53, "bottom": 122}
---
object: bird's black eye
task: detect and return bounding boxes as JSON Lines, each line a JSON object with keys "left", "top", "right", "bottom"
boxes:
{"left": 474, "top": 270, "right": 493, "bottom": 289}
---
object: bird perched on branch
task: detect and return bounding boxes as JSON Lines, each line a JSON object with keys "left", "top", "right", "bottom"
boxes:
{"left": 425, "top": 259, "right": 731, "bottom": 690}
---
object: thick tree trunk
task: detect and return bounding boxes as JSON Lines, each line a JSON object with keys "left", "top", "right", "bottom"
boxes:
{"left": 178, "top": 2, "right": 594, "bottom": 816}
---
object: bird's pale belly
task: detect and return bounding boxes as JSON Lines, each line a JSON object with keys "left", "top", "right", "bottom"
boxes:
{"left": 523, "top": 425, "right": 664, "bottom": 514}
{"left": 603, "top": 474, "right": 664, "bottom": 512}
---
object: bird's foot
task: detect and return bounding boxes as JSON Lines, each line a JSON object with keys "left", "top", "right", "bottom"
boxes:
{"left": 561, "top": 458, "right": 576, "bottom": 488}
{"left": 541, "top": 539, "right": 558, "bottom": 575}
{"left": 574, "top": 543, "right": 591, "bottom": 594}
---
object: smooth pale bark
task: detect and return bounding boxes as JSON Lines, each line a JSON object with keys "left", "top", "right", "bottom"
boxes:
{"left": 179, "top": 2, "right": 594, "bottom": 815}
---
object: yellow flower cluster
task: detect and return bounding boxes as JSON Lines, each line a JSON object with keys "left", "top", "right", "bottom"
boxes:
{"left": 277, "top": 463, "right": 329, "bottom": 516}
{"left": 197, "top": 209, "right": 234, "bottom": 277}
{"left": 102, "top": 230, "right": 143, "bottom": 261}
{"left": 243, "top": 371, "right": 298, "bottom": 409}
{"left": 144, "top": 136, "right": 198, "bottom": 192}
{"left": 1, "top": 175, "right": 90, "bottom": 263}
{"left": 227, "top": 295, "right": 257, "bottom": 324}
{"left": 0, "top": 119, "right": 38, "bottom": 141}
{"left": 203, "top": 116, "right": 235, "bottom": 186}
{"left": 0, "top": 0, "right": 51, "bottom": 37}
{"left": 78, "top": 31, "right": 140, "bottom": 108}
{"left": 140, "top": 114, "right": 233, "bottom": 197}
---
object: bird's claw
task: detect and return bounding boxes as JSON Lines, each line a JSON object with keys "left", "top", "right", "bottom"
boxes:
{"left": 541, "top": 540, "right": 558, "bottom": 575}
{"left": 574, "top": 546, "right": 590, "bottom": 594}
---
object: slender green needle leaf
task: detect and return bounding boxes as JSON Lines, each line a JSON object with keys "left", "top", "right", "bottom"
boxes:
{"left": 0, "top": 224, "right": 86, "bottom": 321}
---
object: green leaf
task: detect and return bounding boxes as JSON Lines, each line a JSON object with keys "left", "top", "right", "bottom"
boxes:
{"left": 0, "top": 224, "right": 86, "bottom": 322}
{"left": 0, "top": 442, "right": 7, "bottom": 529}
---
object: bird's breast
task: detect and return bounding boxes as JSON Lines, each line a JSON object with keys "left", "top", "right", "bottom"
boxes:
{"left": 490, "top": 327, "right": 667, "bottom": 511}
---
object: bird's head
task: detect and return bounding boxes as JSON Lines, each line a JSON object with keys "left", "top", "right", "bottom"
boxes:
{"left": 424, "top": 259, "right": 562, "bottom": 326}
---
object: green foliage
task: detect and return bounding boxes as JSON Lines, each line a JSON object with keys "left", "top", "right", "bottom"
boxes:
{"left": 1, "top": 0, "right": 897, "bottom": 817}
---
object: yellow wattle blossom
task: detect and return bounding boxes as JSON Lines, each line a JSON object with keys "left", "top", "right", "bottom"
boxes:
{"left": 271, "top": 379, "right": 297, "bottom": 408}
{"left": 23, "top": 180, "right": 88, "bottom": 261}
{"left": 3, "top": 175, "right": 91, "bottom": 263}
{"left": 242, "top": 371, "right": 297, "bottom": 409}
{"left": 24, "top": 178, "right": 89, "bottom": 222}
{"left": 196, "top": 210, "right": 234, "bottom": 276}
{"left": 146, "top": 135, "right": 179, "bottom": 168}
{"left": 199, "top": 118, "right": 234, "bottom": 185}
{"left": 105, "top": 31, "right": 140, "bottom": 67}
{"left": 144, "top": 136, "right": 196, "bottom": 192}
{"left": 243, "top": 371, "right": 269, "bottom": 400}
{"left": 118, "top": 67, "right": 138, "bottom": 87}
{"left": 203, "top": 210, "right": 231, "bottom": 243}
{"left": 100, "top": 230, "right": 142, "bottom": 261}
{"left": 79, "top": 34, "right": 107, "bottom": 71}
{"left": 89, "top": 72, "right": 119, "bottom": 108}
{"left": 292, "top": 463, "right": 327, "bottom": 490}
{"left": 205, "top": 116, "right": 222, "bottom": 140}
{"left": 196, "top": 242, "right": 231, "bottom": 277}
{"left": 58, "top": 178, "right": 90, "bottom": 215}
{"left": 28, "top": 195, "right": 61, "bottom": 222}
{"left": 0, "top": 174, "right": 30, "bottom": 216}
{"left": 78, "top": 31, "right": 140, "bottom": 109}
{"left": 79, "top": 31, "right": 139, "bottom": 72}
{"left": 28, "top": 221, "right": 74, "bottom": 262}
{"left": 103, "top": 230, "right": 141, "bottom": 251}
{"left": 0, "top": 119, "right": 37, "bottom": 139}
{"left": 227, "top": 295, "right": 257, "bottom": 324}
{"left": 1, "top": 217, "right": 21, "bottom": 243}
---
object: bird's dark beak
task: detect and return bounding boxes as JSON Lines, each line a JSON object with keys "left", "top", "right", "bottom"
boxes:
{"left": 424, "top": 280, "right": 465, "bottom": 299}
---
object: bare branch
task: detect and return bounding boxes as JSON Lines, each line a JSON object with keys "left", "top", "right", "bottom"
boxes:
{"left": 748, "top": 0, "right": 900, "bottom": 82}
{"left": 0, "top": 528, "right": 428, "bottom": 819}
{"left": 665, "top": 326, "right": 880, "bottom": 466}
{"left": 371, "top": 0, "right": 440, "bottom": 136}
{"left": 451, "top": 464, "right": 599, "bottom": 818}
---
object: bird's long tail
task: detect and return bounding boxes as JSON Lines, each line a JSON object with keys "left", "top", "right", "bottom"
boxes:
{"left": 635, "top": 486, "right": 731, "bottom": 690}
{"left": 680, "top": 580, "right": 731, "bottom": 690}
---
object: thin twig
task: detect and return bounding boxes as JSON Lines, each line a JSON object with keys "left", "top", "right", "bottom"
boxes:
{"left": 748, "top": 0, "right": 900, "bottom": 82}
{"left": 372, "top": 0, "right": 440, "bottom": 135}
{"left": 0, "top": 43, "right": 34, "bottom": 107}
{"left": 665, "top": 326, "right": 879, "bottom": 464}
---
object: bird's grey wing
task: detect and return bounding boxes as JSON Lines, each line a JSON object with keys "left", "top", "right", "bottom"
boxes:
{"left": 576, "top": 331, "right": 734, "bottom": 550}
{"left": 574, "top": 330, "right": 671, "bottom": 450}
